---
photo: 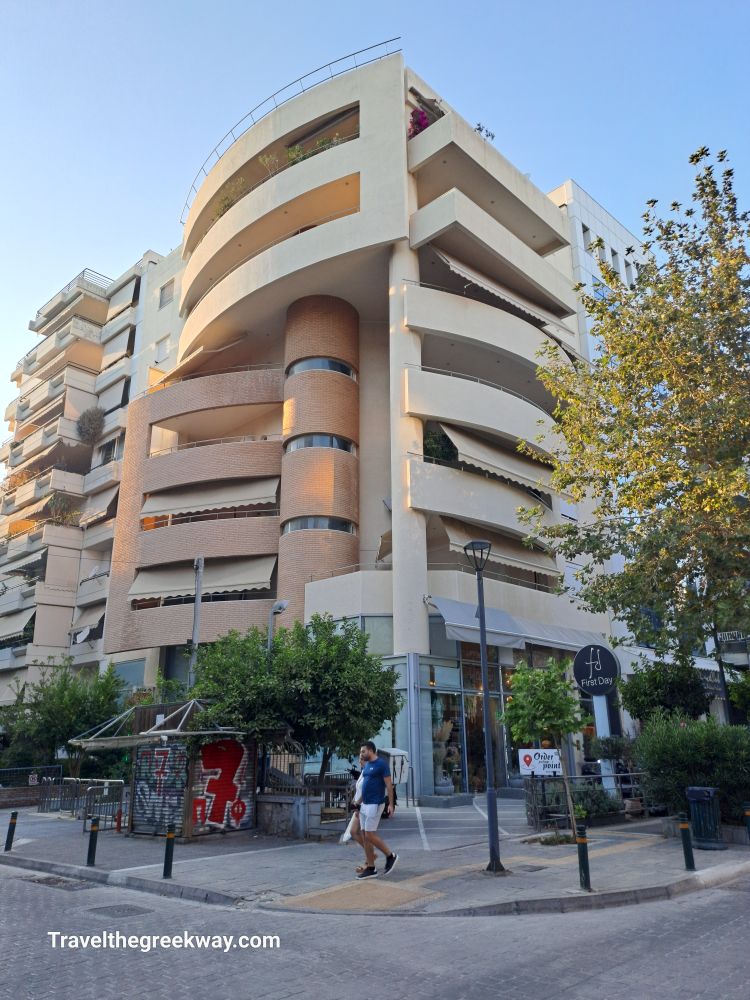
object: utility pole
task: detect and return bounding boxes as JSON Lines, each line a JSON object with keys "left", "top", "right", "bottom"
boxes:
{"left": 187, "top": 555, "right": 204, "bottom": 689}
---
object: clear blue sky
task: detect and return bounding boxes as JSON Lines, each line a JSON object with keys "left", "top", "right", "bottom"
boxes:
{"left": 2, "top": 0, "right": 748, "bottom": 420}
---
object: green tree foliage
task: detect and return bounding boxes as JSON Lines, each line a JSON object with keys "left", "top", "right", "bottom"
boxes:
{"left": 192, "top": 614, "right": 403, "bottom": 778}
{"left": 522, "top": 148, "right": 750, "bottom": 679}
{"left": 634, "top": 712, "right": 750, "bottom": 822}
{"left": 0, "top": 659, "right": 125, "bottom": 775}
{"left": 618, "top": 658, "right": 710, "bottom": 723}
{"left": 727, "top": 669, "right": 750, "bottom": 719}
{"left": 501, "top": 659, "right": 590, "bottom": 825}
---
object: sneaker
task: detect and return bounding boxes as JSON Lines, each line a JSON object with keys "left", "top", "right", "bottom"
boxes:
{"left": 356, "top": 866, "right": 378, "bottom": 880}
{"left": 383, "top": 853, "right": 399, "bottom": 875}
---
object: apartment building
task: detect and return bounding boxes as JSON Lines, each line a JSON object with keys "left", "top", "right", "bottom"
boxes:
{"left": 4, "top": 49, "right": 715, "bottom": 793}
{"left": 0, "top": 251, "right": 181, "bottom": 697}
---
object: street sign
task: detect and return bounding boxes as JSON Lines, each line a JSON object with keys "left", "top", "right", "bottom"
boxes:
{"left": 518, "top": 748, "right": 561, "bottom": 776}
{"left": 573, "top": 644, "right": 620, "bottom": 696}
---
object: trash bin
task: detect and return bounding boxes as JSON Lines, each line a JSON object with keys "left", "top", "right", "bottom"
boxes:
{"left": 685, "top": 786, "right": 727, "bottom": 850}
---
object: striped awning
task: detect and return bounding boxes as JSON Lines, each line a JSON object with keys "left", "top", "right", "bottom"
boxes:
{"left": 80, "top": 486, "right": 119, "bottom": 528}
{"left": 0, "top": 607, "right": 35, "bottom": 641}
{"left": 439, "top": 424, "right": 553, "bottom": 492}
{"left": 441, "top": 518, "right": 559, "bottom": 576}
{"left": 128, "top": 556, "right": 277, "bottom": 601}
{"left": 141, "top": 479, "right": 279, "bottom": 519}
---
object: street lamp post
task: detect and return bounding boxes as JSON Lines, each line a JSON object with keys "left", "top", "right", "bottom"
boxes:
{"left": 464, "top": 540, "right": 504, "bottom": 873}
{"left": 267, "top": 600, "right": 289, "bottom": 662}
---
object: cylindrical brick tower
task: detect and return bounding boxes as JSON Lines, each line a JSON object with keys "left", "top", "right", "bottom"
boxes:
{"left": 278, "top": 295, "right": 360, "bottom": 620}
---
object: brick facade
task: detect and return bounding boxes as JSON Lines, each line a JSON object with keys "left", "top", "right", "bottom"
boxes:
{"left": 279, "top": 449, "right": 358, "bottom": 523}
{"left": 284, "top": 295, "right": 359, "bottom": 371}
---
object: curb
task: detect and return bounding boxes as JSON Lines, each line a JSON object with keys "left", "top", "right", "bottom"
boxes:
{"left": 258, "top": 857, "right": 750, "bottom": 918}
{"left": 0, "top": 854, "right": 241, "bottom": 907}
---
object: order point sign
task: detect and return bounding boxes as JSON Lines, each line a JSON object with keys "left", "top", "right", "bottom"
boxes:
{"left": 518, "top": 749, "right": 561, "bottom": 776}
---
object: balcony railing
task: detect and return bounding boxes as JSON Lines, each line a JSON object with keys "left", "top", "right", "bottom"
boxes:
{"left": 135, "top": 363, "right": 283, "bottom": 401}
{"left": 406, "top": 364, "right": 555, "bottom": 417}
{"left": 180, "top": 37, "right": 400, "bottom": 224}
{"left": 307, "top": 560, "right": 557, "bottom": 593}
{"left": 35, "top": 269, "right": 112, "bottom": 320}
{"left": 142, "top": 508, "right": 279, "bottom": 530}
{"left": 149, "top": 433, "right": 282, "bottom": 458}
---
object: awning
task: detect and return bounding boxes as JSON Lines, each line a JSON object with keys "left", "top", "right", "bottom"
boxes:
{"left": 430, "top": 248, "right": 579, "bottom": 347}
{"left": 80, "top": 486, "right": 119, "bottom": 528}
{"left": 9, "top": 495, "right": 53, "bottom": 525}
{"left": 441, "top": 518, "right": 559, "bottom": 576}
{"left": 430, "top": 595, "right": 605, "bottom": 651}
{"left": 376, "top": 530, "right": 392, "bottom": 562}
{"left": 0, "top": 607, "right": 35, "bottom": 641}
{"left": 70, "top": 605, "right": 105, "bottom": 644}
{"left": 1, "top": 550, "right": 47, "bottom": 577}
{"left": 149, "top": 348, "right": 206, "bottom": 387}
{"left": 141, "top": 479, "right": 279, "bottom": 518}
{"left": 128, "top": 556, "right": 277, "bottom": 601}
{"left": 439, "top": 424, "right": 552, "bottom": 492}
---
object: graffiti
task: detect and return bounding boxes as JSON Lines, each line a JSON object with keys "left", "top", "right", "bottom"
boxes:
{"left": 194, "top": 739, "right": 252, "bottom": 830}
{"left": 133, "top": 745, "right": 189, "bottom": 834}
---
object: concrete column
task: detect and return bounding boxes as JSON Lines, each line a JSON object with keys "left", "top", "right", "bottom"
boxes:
{"left": 388, "top": 239, "right": 429, "bottom": 656}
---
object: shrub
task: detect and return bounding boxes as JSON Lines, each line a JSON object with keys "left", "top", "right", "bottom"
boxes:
{"left": 76, "top": 406, "right": 105, "bottom": 445}
{"left": 634, "top": 712, "right": 750, "bottom": 823}
{"left": 573, "top": 782, "right": 620, "bottom": 818}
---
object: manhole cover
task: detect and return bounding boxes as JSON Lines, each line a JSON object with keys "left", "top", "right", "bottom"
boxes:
{"left": 517, "top": 865, "right": 547, "bottom": 872}
{"left": 87, "top": 904, "right": 153, "bottom": 918}
{"left": 20, "top": 876, "right": 97, "bottom": 892}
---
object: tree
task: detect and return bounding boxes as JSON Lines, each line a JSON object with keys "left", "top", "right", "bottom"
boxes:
{"left": 618, "top": 658, "right": 710, "bottom": 723}
{"left": 522, "top": 148, "right": 750, "bottom": 696}
{"left": 0, "top": 659, "right": 125, "bottom": 775}
{"left": 500, "top": 658, "right": 590, "bottom": 827}
{"left": 192, "top": 614, "right": 403, "bottom": 779}
{"left": 727, "top": 669, "right": 750, "bottom": 719}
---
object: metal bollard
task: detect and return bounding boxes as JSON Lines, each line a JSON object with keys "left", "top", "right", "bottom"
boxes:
{"left": 678, "top": 812, "right": 696, "bottom": 871}
{"left": 4, "top": 811, "right": 18, "bottom": 853}
{"left": 86, "top": 816, "right": 100, "bottom": 867}
{"left": 743, "top": 802, "right": 750, "bottom": 845}
{"left": 115, "top": 809, "right": 122, "bottom": 834}
{"left": 163, "top": 823, "right": 175, "bottom": 879}
{"left": 576, "top": 823, "right": 592, "bottom": 891}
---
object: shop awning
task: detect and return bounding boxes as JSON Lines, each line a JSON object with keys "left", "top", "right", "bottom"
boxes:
{"left": 80, "top": 486, "right": 119, "bottom": 528}
{"left": 438, "top": 424, "right": 552, "bottom": 492}
{"left": 429, "top": 595, "right": 605, "bottom": 651}
{"left": 440, "top": 518, "right": 559, "bottom": 576}
{"left": 128, "top": 556, "right": 277, "bottom": 601}
{"left": 0, "top": 607, "right": 35, "bottom": 641}
{"left": 141, "top": 479, "right": 279, "bottom": 518}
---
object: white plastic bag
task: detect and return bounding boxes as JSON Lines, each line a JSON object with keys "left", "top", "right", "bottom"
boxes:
{"left": 340, "top": 814, "right": 356, "bottom": 844}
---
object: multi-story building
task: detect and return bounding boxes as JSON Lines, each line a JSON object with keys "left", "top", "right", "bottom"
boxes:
{"left": 4, "top": 48, "right": 720, "bottom": 791}
{"left": 0, "top": 250, "right": 180, "bottom": 695}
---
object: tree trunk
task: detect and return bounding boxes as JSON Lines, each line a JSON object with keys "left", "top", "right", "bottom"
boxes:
{"left": 710, "top": 623, "right": 731, "bottom": 724}
{"left": 555, "top": 737, "right": 577, "bottom": 832}
{"left": 318, "top": 749, "right": 333, "bottom": 783}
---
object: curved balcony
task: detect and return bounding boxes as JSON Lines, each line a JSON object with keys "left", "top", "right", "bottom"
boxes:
{"left": 137, "top": 515, "right": 280, "bottom": 568}
{"left": 404, "top": 365, "right": 561, "bottom": 459}
{"left": 143, "top": 438, "right": 282, "bottom": 495}
{"left": 404, "top": 283, "right": 568, "bottom": 371}
{"left": 182, "top": 144, "right": 362, "bottom": 311}
{"left": 178, "top": 211, "right": 367, "bottom": 362}
{"left": 145, "top": 367, "right": 283, "bottom": 425}
{"left": 407, "top": 458, "right": 555, "bottom": 539}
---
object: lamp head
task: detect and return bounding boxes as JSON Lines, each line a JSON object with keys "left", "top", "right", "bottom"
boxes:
{"left": 271, "top": 600, "right": 289, "bottom": 616}
{"left": 464, "top": 539, "right": 491, "bottom": 573}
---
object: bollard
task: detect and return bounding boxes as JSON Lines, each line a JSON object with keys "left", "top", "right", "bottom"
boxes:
{"left": 678, "top": 812, "right": 696, "bottom": 871}
{"left": 86, "top": 816, "right": 100, "bottom": 867}
{"left": 576, "top": 822, "right": 592, "bottom": 891}
{"left": 4, "top": 811, "right": 18, "bottom": 853}
{"left": 743, "top": 802, "right": 750, "bottom": 845}
{"left": 163, "top": 823, "right": 175, "bottom": 880}
{"left": 115, "top": 809, "right": 122, "bottom": 834}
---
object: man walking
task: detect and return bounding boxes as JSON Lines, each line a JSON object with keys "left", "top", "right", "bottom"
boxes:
{"left": 356, "top": 741, "right": 398, "bottom": 880}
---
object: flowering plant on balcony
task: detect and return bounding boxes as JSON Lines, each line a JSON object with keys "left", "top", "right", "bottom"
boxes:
{"left": 407, "top": 108, "right": 430, "bottom": 139}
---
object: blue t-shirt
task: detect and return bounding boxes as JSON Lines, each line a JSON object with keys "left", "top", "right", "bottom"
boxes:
{"left": 361, "top": 757, "right": 390, "bottom": 805}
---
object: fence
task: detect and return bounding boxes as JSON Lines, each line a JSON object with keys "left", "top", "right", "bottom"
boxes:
{"left": 38, "top": 776, "right": 127, "bottom": 828}
{"left": 0, "top": 765, "right": 63, "bottom": 808}
{"left": 259, "top": 749, "right": 354, "bottom": 823}
{"left": 524, "top": 771, "right": 649, "bottom": 832}
{"left": 82, "top": 781, "right": 126, "bottom": 832}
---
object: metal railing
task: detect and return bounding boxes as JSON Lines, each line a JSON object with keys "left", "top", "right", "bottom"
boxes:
{"left": 308, "top": 558, "right": 558, "bottom": 593}
{"left": 524, "top": 771, "right": 650, "bottom": 832}
{"left": 185, "top": 206, "right": 359, "bottom": 317}
{"left": 149, "top": 432, "right": 282, "bottom": 458}
{"left": 0, "top": 764, "right": 62, "bottom": 788}
{"left": 190, "top": 129, "right": 360, "bottom": 253}
{"left": 142, "top": 508, "right": 279, "bottom": 530}
{"left": 180, "top": 38, "right": 400, "bottom": 223}
{"left": 35, "top": 269, "right": 112, "bottom": 320}
{"left": 134, "top": 363, "right": 283, "bottom": 401}
{"left": 82, "top": 781, "right": 126, "bottom": 832}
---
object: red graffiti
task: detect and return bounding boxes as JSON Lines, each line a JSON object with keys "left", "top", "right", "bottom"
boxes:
{"left": 199, "top": 740, "right": 247, "bottom": 827}
{"left": 154, "top": 748, "right": 171, "bottom": 796}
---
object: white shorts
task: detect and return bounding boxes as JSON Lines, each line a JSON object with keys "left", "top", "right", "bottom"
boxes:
{"left": 359, "top": 802, "right": 385, "bottom": 832}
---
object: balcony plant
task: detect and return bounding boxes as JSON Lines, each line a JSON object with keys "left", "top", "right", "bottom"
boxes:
{"left": 76, "top": 406, "right": 105, "bottom": 446}
{"left": 407, "top": 108, "right": 430, "bottom": 139}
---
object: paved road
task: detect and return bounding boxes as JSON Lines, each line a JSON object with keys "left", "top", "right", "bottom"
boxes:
{"left": 3, "top": 861, "right": 748, "bottom": 1000}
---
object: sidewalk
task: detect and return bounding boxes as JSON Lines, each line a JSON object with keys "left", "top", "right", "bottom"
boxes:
{"left": 2, "top": 805, "right": 749, "bottom": 915}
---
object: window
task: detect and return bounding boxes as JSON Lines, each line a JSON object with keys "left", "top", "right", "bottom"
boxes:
{"left": 154, "top": 337, "right": 170, "bottom": 364}
{"left": 581, "top": 224, "right": 592, "bottom": 253}
{"left": 285, "top": 434, "right": 356, "bottom": 454}
{"left": 98, "top": 433, "right": 125, "bottom": 466}
{"left": 281, "top": 516, "right": 356, "bottom": 534}
{"left": 286, "top": 357, "right": 356, "bottom": 380}
{"left": 159, "top": 280, "right": 174, "bottom": 309}
{"left": 120, "top": 378, "right": 131, "bottom": 407}
{"left": 610, "top": 249, "right": 620, "bottom": 275}
{"left": 624, "top": 260, "right": 634, "bottom": 286}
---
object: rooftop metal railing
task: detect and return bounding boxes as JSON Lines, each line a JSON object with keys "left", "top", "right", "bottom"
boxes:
{"left": 35, "top": 269, "right": 112, "bottom": 320}
{"left": 180, "top": 38, "right": 400, "bottom": 224}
